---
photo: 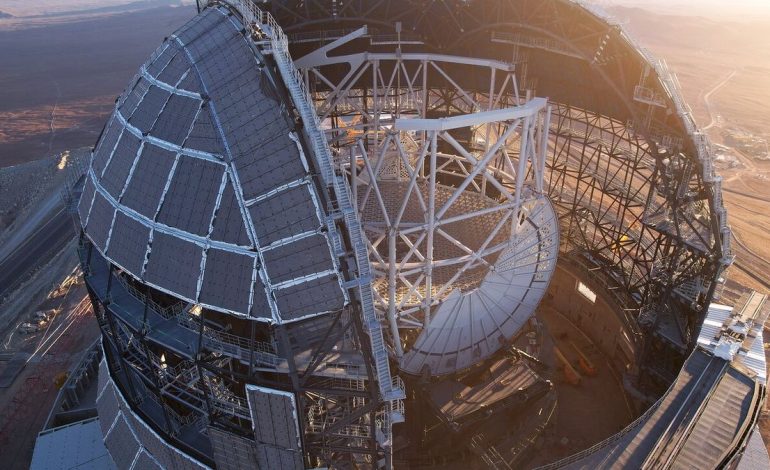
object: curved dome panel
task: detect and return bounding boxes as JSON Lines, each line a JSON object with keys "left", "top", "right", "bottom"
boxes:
{"left": 400, "top": 197, "right": 558, "bottom": 375}
{"left": 78, "top": 5, "right": 346, "bottom": 322}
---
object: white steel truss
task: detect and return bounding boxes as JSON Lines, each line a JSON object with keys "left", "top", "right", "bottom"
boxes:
{"left": 299, "top": 38, "right": 559, "bottom": 374}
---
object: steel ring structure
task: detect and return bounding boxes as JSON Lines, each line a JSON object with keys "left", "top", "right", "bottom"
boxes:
{"left": 298, "top": 39, "right": 560, "bottom": 376}
{"left": 74, "top": 0, "right": 756, "bottom": 469}
{"left": 271, "top": 0, "right": 733, "bottom": 391}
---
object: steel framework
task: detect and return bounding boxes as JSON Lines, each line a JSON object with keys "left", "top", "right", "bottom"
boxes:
{"left": 296, "top": 35, "right": 559, "bottom": 377}
{"left": 80, "top": 0, "right": 736, "bottom": 468}
{"left": 267, "top": 0, "right": 732, "bottom": 397}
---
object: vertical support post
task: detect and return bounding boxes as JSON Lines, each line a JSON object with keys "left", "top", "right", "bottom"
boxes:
{"left": 538, "top": 105, "right": 552, "bottom": 194}
{"left": 387, "top": 228, "right": 403, "bottom": 357}
{"left": 514, "top": 116, "right": 532, "bottom": 217}
{"left": 350, "top": 146, "right": 358, "bottom": 214}
{"left": 373, "top": 60, "right": 379, "bottom": 150}
{"left": 141, "top": 284, "right": 150, "bottom": 333}
{"left": 424, "top": 131, "right": 437, "bottom": 326}
{"left": 421, "top": 59, "right": 429, "bottom": 147}
{"left": 248, "top": 319, "right": 256, "bottom": 376}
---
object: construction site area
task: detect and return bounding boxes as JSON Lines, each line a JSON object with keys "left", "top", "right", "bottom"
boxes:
{"left": 0, "top": 1, "right": 769, "bottom": 469}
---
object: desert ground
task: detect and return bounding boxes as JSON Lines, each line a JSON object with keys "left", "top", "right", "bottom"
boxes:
{"left": 0, "top": 2, "right": 194, "bottom": 167}
{"left": 609, "top": 6, "right": 770, "bottom": 293}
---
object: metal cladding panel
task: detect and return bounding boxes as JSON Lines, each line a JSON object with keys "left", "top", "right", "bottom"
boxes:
{"left": 208, "top": 426, "right": 259, "bottom": 470}
{"left": 78, "top": 175, "right": 96, "bottom": 225}
{"left": 262, "top": 234, "right": 334, "bottom": 284}
{"left": 104, "top": 415, "right": 140, "bottom": 470}
{"left": 250, "top": 282, "right": 272, "bottom": 320}
{"left": 275, "top": 274, "right": 344, "bottom": 320}
{"left": 183, "top": 15, "right": 307, "bottom": 201}
{"left": 200, "top": 248, "right": 255, "bottom": 313}
{"left": 144, "top": 232, "right": 203, "bottom": 300}
{"left": 86, "top": 192, "right": 116, "bottom": 251}
{"left": 738, "top": 428, "right": 770, "bottom": 470}
{"left": 246, "top": 390, "right": 304, "bottom": 470}
{"left": 157, "top": 156, "right": 223, "bottom": 236}
{"left": 184, "top": 107, "right": 226, "bottom": 155}
{"left": 30, "top": 418, "right": 116, "bottom": 470}
{"left": 249, "top": 184, "right": 320, "bottom": 246}
{"left": 133, "top": 450, "right": 162, "bottom": 470}
{"left": 101, "top": 132, "right": 142, "bottom": 198}
{"left": 151, "top": 94, "right": 201, "bottom": 146}
{"left": 176, "top": 4, "right": 228, "bottom": 45}
{"left": 675, "top": 366, "right": 756, "bottom": 467}
{"left": 172, "top": 452, "right": 204, "bottom": 470}
{"left": 245, "top": 385, "right": 302, "bottom": 451}
{"left": 96, "top": 383, "right": 120, "bottom": 438}
{"left": 234, "top": 133, "right": 306, "bottom": 201}
{"left": 82, "top": 5, "right": 344, "bottom": 319}
{"left": 128, "top": 85, "right": 171, "bottom": 134}
{"left": 97, "top": 359, "right": 109, "bottom": 401}
{"left": 255, "top": 445, "right": 304, "bottom": 470}
{"left": 210, "top": 179, "right": 251, "bottom": 246}
{"left": 131, "top": 412, "right": 179, "bottom": 470}
{"left": 106, "top": 212, "right": 150, "bottom": 276}
{"left": 120, "top": 143, "right": 176, "bottom": 218}
{"left": 156, "top": 49, "right": 192, "bottom": 87}
{"left": 146, "top": 44, "right": 176, "bottom": 77}
{"left": 184, "top": 19, "right": 252, "bottom": 90}
{"left": 177, "top": 70, "right": 202, "bottom": 93}
{"left": 92, "top": 117, "right": 122, "bottom": 177}
{"left": 118, "top": 77, "right": 149, "bottom": 120}
{"left": 213, "top": 64, "right": 276, "bottom": 127}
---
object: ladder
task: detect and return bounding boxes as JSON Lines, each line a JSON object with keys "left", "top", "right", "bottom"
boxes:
{"left": 219, "top": 2, "right": 405, "bottom": 452}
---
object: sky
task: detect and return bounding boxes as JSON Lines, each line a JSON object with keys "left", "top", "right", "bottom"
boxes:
{"left": 598, "top": 0, "right": 770, "bottom": 19}
{"left": 3, "top": 0, "right": 770, "bottom": 20}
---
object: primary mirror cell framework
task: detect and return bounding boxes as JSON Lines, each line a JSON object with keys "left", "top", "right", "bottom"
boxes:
{"left": 297, "top": 34, "right": 558, "bottom": 376}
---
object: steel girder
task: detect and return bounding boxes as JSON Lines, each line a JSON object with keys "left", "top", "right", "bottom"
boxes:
{"left": 263, "top": 0, "right": 729, "bottom": 395}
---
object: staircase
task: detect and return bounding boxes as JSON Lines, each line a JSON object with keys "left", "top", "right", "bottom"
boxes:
{"left": 219, "top": 0, "right": 405, "bottom": 448}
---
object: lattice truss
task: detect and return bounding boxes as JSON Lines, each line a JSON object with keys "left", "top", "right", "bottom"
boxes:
{"left": 546, "top": 102, "right": 718, "bottom": 336}
{"left": 297, "top": 32, "right": 559, "bottom": 374}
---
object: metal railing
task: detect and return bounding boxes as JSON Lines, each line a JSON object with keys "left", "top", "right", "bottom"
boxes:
{"left": 204, "top": 375, "right": 251, "bottom": 420}
{"left": 117, "top": 275, "right": 184, "bottom": 319}
{"left": 116, "top": 270, "right": 281, "bottom": 367}
{"left": 491, "top": 31, "right": 584, "bottom": 60}
{"left": 306, "top": 404, "right": 373, "bottom": 437}
{"left": 217, "top": 0, "right": 402, "bottom": 402}
{"left": 633, "top": 85, "right": 667, "bottom": 108}
{"left": 176, "top": 310, "right": 281, "bottom": 367}
{"left": 312, "top": 377, "right": 367, "bottom": 391}
{"left": 133, "top": 374, "right": 202, "bottom": 434}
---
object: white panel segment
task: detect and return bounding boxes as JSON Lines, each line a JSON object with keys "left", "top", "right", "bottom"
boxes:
{"left": 400, "top": 196, "right": 559, "bottom": 376}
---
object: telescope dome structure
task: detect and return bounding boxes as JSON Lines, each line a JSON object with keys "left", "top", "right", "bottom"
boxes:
{"left": 73, "top": 1, "right": 762, "bottom": 469}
